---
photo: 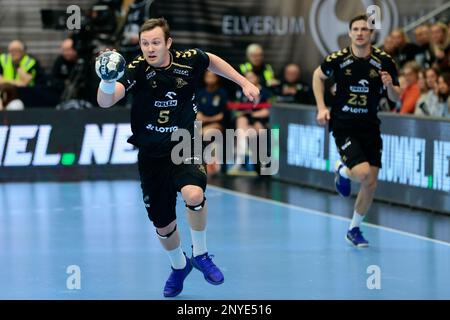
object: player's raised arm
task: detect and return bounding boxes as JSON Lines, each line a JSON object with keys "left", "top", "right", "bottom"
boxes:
{"left": 206, "top": 52, "right": 260, "bottom": 104}
{"left": 95, "top": 50, "right": 126, "bottom": 108}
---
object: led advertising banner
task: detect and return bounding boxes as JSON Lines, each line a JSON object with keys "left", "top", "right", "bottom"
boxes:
{"left": 271, "top": 104, "right": 450, "bottom": 214}
{"left": 0, "top": 109, "right": 138, "bottom": 181}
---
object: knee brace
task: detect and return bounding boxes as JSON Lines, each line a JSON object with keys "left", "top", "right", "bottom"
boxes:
{"left": 156, "top": 224, "right": 177, "bottom": 240}
{"left": 185, "top": 197, "right": 206, "bottom": 212}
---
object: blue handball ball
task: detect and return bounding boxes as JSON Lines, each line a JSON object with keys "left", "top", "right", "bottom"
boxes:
{"left": 95, "top": 51, "right": 126, "bottom": 81}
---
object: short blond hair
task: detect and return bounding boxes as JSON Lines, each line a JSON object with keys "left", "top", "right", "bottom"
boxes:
{"left": 246, "top": 43, "right": 263, "bottom": 59}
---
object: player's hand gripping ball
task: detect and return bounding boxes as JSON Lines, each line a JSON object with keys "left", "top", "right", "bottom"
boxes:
{"left": 95, "top": 51, "right": 126, "bottom": 81}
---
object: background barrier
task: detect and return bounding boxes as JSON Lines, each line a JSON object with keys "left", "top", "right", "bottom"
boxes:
{"left": 0, "top": 109, "right": 138, "bottom": 181}
{"left": 271, "top": 103, "right": 450, "bottom": 214}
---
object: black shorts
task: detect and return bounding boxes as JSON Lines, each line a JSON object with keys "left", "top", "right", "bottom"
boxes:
{"left": 138, "top": 151, "right": 207, "bottom": 228}
{"left": 333, "top": 131, "right": 382, "bottom": 169}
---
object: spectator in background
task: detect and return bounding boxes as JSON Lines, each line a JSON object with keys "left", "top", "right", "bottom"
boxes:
{"left": 52, "top": 38, "right": 94, "bottom": 109}
{"left": 380, "top": 35, "right": 396, "bottom": 56}
{"left": 117, "top": 0, "right": 155, "bottom": 63}
{"left": 0, "top": 83, "right": 24, "bottom": 111}
{"left": 430, "top": 22, "right": 450, "bottom": 72}
{"left": 228, "top": 71, "right": 271, "bottom": 176}
{"left": 391, "top": 28, "right": 419, "bottom": 68}
{"left": 436, "top": 72, "right": 450, "bottom": 117}
{"left": 399, "top": 61, "right": 421, "bottom": 114}
{"left": 414, "top": 69, "right": 430, "bottom": 115}
{"left": 272, "top": 63, "right": 314, "bottom": 104}
{"left": 196, "top": 71, "right": 228, "bottom": 175}
{"left": 0, "top": 40, "right": 43, "bottom": 87}
{"left": 414, "top": 24, "right": 434, "bottom": 69}
{"left": 415, "top": 68, "right": 440, "bottom": 116}
{"left": 51, "top": 38, "right": 79, "bottom": 97}
{"left": 239, "top": 43, "right": 278, "bottom": 88}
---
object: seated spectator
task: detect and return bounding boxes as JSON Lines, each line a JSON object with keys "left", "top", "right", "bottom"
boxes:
{"left": 415, "top": 68, "right": 440, "bottom": 116}
{"left": 0, "top": 83, "right": 24, "bottom": 111}
{"left": 227, "top": 71, "right": 271, "bottom": 175}
{"left": 51, "top": 38, "right": 79, "bottom": 97}
{"left": 380, "top": 35, "right": 396, "bottom": 56}
{"left": 436, "top": 72, "right": 450, "bottom": 117}
{"left": 272, "top": 63, "right": 314, "bottom": 104}
{"left": 239, "top": 43, "right": 278, "bottom": 88}
{"left": 414, "top": 24, "right": 434, "bottom": 69}
{"left": 196, "top": 71, "right": 228, "bottom": 175}
{"left": 430, "top": 22, "right": 450, "bottom": 72}
{"left": 52, "top": 38, "right": 96, "bottom": 109}
{"left": 117, "top": 0, "right": 156, "bottom": 63}
{"left": 399, "top": 62, "right": 421, "bottom": 114}
{"left": 391, "top": 29, "right": 420, "bottom": 68}
{"left": 0, "top": 40, "right": 43, "bottom": 87}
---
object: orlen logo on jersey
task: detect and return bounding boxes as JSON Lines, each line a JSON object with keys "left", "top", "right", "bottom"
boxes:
{"left": 155, "top": 92, "right": 178, "bottom": 108}
{"left": 350, "top": 79, "right": 370, "bottom": 93}
{"left": 0, "top": 124, "right": 137, "bottom": 167}
{"left": 309, "top": 0, "right": 398, "bottom": 56}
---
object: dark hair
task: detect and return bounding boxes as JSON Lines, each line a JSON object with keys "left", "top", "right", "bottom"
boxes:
{"left": 0, "top": 83, "right": 18, "bottom": 107}
{"left": 439, "top": 72, "right": 450, "bottom": 88}
{"left": 349, "top": 14, "right": 369, "bottom": 30}
{"left": 425, "top": 67, "right": 439, "bottom": 78}
{"left": 139, "top": 18, "right": 171, "bottom": 42}
{"left": 438, "top": 72, "right": 450, "bottom": 101}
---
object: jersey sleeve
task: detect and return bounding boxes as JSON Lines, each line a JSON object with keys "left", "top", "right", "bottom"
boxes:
{"left": 192, "top": 48, "right": 210, "bottom": 73}
{"left": 117, "top": 57, "right": 141, "bottom": 96}
{"left": 320, "top": 51, "right": 341, "bottom": 78}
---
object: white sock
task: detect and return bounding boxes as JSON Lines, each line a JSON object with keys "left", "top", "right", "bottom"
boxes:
{"left": 167, "top": 246, "right": 186, "bottom": 270}
{"left": 190, "top": 228, "right": 207, "bottom": 257}
{"left": 349, "top": 211, "right": 364, "bottom": 230}
{"left": 236, "top": 137, "right": 247, "bottom": 164}
{"left": 339, "top": 165, "right": 350, "bottom": 179}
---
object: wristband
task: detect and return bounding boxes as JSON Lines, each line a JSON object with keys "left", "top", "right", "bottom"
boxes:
{"left": 99, "top": 80, "right": 116, "bottom": 94}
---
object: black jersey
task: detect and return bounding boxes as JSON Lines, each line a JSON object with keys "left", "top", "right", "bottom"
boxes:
{"left": 118, "top": 48, "right": 210, "bottom": 156}
{"left": 320, "top": 46, "right": 399, "bottom": 133}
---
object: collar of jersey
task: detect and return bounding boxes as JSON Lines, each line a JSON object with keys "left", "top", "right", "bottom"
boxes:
{"left": 151, "top": 51, "right": 173, "bottom": 71}
{"left": 349, "top": 46, "right": 372, "bottom": 60}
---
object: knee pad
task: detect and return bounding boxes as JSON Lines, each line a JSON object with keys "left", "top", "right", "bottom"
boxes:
{"left": 156, "top": 224, "right": 177, "bottom": 239}
{"left": 185, "top": 197, "right": 206, "bottom": 211}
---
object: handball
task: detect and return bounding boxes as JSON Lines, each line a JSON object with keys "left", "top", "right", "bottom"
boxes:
{"left": 95, "top": 51, "right": 126, "bottom": 81}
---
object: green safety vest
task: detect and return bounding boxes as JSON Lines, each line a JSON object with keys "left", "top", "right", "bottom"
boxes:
{"left": 0, "top": 53, "right": 37, "bottom": 86}
{"left": 239, "top": 62, "right": 275, "bottom": 84}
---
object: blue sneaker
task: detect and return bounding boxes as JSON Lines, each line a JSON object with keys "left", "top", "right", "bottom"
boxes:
{"left": 191, "top": 252, "right": 224, "bottom": 285}
{"left": 163, "top": 254, "right": 193, "bottom": 297}
{"left": 335, "top": 160, "right": 351, "bottom": 197}
{"left": 346, "top": 227, "right": 369, "bottom": 247}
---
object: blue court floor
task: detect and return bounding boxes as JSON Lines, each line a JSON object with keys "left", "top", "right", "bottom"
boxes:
{"left": 0, "top": 181, "right": 449, "bottom": 299}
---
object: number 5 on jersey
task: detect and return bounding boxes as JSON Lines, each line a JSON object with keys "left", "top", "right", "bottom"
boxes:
{"left": 158, "top": 110, "right": 170, "bottom": 124}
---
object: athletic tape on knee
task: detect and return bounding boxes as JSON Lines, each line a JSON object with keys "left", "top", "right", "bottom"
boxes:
{"left": 156, "top": 224, "right": 177, "bottom": 239}
{"left": 185, "top": 197, "right": 206, "bottom": 211}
